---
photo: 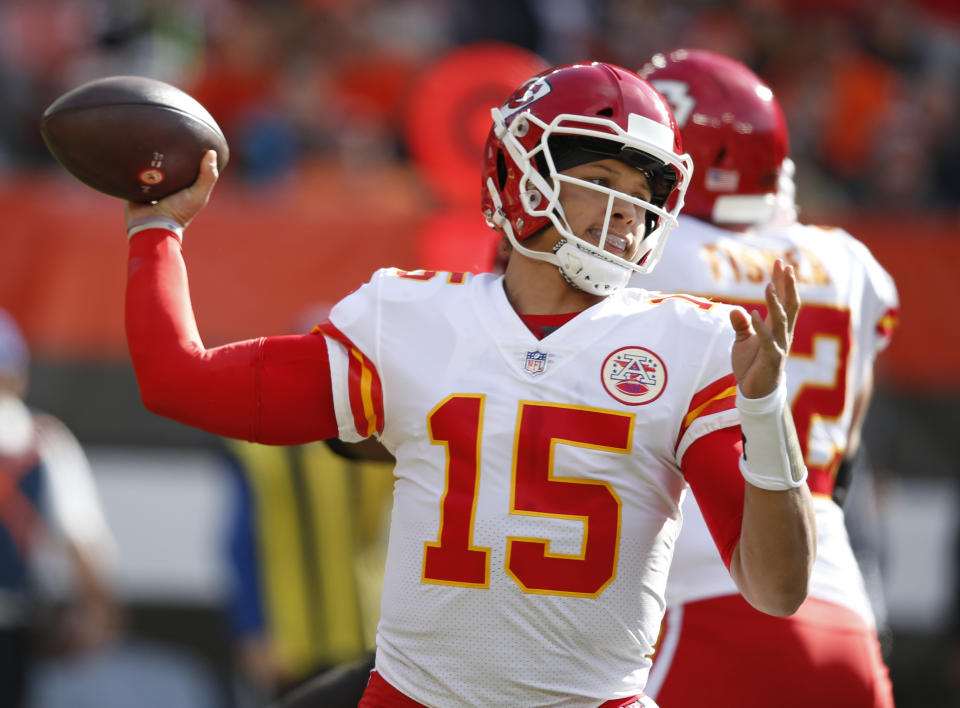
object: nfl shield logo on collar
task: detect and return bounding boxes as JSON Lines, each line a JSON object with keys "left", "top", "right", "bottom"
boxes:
{"left": 524, "top": 350, "right": 548, "bottom": 375}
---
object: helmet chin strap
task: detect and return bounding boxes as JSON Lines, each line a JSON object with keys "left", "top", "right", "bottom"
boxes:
{"left": 553, "top": 238, "right": 633, "bottom": 295}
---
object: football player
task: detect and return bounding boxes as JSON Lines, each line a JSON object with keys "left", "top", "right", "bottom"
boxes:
{"left": 0, "top": 309, "right": 120, "bottom": 706}
{"left": 635, "top": 49, "right": 897, "bottom": 707}
{"left": 120, "top": 62, "right": 815, "bottom": 707}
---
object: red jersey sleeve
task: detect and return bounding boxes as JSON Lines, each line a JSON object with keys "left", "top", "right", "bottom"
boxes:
{"left": 125, "top": 229, "right": 339, "bottom": 444}
{"left": 680, "top": 425, "right": 745, "bottom": 568}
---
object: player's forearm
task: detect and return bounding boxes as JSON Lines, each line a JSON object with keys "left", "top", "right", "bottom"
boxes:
{"left": 125, "top": 229, "right": 261, "bottom": 438}
{"left": 730, "top": 483, "right": 816, "bottom": 616}
{"left": 729, "top": 379, "right": 816, "bottom": 615}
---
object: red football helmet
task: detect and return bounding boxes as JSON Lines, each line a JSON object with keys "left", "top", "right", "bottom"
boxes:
{"left": 481, "top": 62, "right": 693, "bottom": 294}
{"left": 637, "top": 49, "right": 792, "bottom": 225}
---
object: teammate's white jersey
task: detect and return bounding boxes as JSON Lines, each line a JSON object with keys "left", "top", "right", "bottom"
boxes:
{"left": 317, "top": 268, "right": 743, "bottom": 707}
{"left": 635, "top": 216, "right": 899, "bottom": 625}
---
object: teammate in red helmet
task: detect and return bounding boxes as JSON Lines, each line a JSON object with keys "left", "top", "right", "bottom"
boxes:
{"left": 635, "top": 48, "right": 897, "bottom": 708}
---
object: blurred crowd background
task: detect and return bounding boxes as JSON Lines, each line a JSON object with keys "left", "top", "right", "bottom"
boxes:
{"left": 0, "top": 1, "right": 958, "bottom": 707}
{"left": 3, "top": 0, "right": 960, "bottom": 206}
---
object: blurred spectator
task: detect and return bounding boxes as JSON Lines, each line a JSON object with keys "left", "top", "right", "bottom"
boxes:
{"left": 815, "top": 29, "right": 902, "bottom": 191}
{"left": 0, "top": 0, "right": 202, "bottom": 170}
{"left": 946, "top": 496, "right": 960, "bottom": 700}
{"left": 0, "top": 308, "right": 120, "bottom": 707}
{"left": 186, "top": 2, "right": 298, "bottom": 182}
{"left": 451, "top": 0, "right": 542, "bottom": 54}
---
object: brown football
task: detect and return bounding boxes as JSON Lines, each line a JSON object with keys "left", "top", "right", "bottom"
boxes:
{"left": 40, "top": 75, "right": 229, "bottom": 203}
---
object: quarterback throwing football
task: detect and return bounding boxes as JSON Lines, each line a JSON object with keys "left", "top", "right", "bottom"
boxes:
{"left": 122, "top": 62, "right": 815, "bottom": 707}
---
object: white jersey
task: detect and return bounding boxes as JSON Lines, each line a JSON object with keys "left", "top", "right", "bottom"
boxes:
{"left": 635, "top": 216, "right": 898, "bottom": 625}
{"left": 318, "top": 268, "right": 743, "bottom": 707}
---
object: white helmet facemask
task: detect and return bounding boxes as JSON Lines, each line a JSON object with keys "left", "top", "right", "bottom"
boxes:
{"left": 487, "top": 107, "right": 693, "bottom": 295}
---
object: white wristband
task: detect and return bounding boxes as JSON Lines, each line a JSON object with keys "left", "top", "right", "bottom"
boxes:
{"left": 736, "top": 379, "right": 807, "bottom": 491}
{"left": 126, "top": 216, "right": 184, "bottom": 243}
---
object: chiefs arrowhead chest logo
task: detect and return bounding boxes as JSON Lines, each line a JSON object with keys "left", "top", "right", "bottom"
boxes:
{"left": 600, "top": 346, "right": 667, "bottom": 405}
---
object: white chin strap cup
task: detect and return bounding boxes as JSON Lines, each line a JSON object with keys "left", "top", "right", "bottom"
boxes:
{"left": 737, "top": 380, "right": 808, "bottom": 491}
{"left": 553, "top": 239, "right": 633, "bottom": 295}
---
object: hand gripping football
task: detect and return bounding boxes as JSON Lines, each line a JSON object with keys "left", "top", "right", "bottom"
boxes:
{"left": 40, "top": 75, "right": 229, "bottom": 203}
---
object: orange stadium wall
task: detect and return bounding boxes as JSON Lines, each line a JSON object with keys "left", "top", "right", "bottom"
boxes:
{"left": 1, "top": 167, "right": 957, "bottom": 394}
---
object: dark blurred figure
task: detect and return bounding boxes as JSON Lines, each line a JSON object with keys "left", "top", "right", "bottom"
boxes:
{"left": 451, "top": 0, "right": 541, "bottom": 54}
{"left": 0, "top": 307, "right": 121, "bottom": 707}
{"left": 945, "top": 495, "right": 960, "bottom": 704}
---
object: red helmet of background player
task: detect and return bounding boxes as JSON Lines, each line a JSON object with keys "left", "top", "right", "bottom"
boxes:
{"left": 481, "top": 62, "right": 693, "bottom": 294}
{"left": 637, "top": 49, "right": 791, "bottom": 226}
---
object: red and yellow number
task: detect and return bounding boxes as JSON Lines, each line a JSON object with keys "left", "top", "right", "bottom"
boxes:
{"left": 423, "top": 396, "right": 633, "bottom": 596}
{"left": 423, "top": 395, "right": 490, "bottom": 587}
{"left": 727, "top": 300, "right": 852, "bottom": 495}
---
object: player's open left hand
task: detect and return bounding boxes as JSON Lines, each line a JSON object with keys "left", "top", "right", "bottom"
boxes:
{"left": 729, "top": 259, "right": 799, "bottom": 399}
{"left": 124, "top": 149, "right": 219, "bottom": 230}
